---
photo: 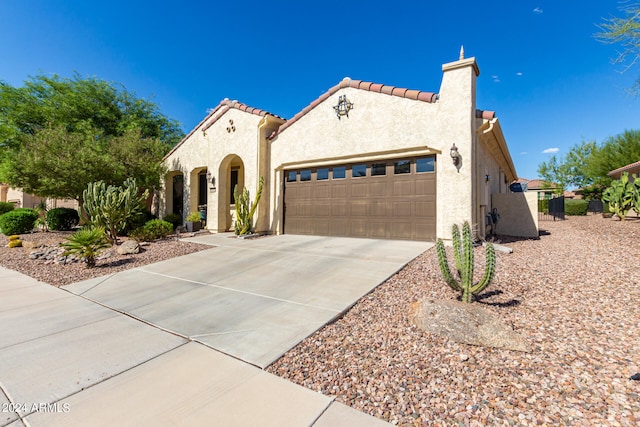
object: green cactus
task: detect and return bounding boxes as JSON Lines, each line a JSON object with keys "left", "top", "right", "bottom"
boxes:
{"left": 602, "top": 172, "right": 634, "bottom": 220}
{"left": 233, "top": 176, "right": 264, "bottom": 236}
{"left": 436, "top": 221, "right": 496, "bottom": 303}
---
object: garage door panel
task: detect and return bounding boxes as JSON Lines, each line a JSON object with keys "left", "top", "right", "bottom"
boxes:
{"left": 285, "top": 156, "right": 436, "bottom": 241}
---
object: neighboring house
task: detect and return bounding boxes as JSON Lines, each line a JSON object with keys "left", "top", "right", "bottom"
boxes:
{"left": 608, "top": 160, "right": 640, "bottom": 181}
{"left": 0, "top": 184, "right": 77, "bottom": 209}
{"left": 161, "top": 52, "right": 518, "bottom": 241}
{"left": 515, "top": 178, "right": 563, "bottom": 200}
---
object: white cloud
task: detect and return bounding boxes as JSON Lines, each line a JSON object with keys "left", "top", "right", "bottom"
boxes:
{"left": 206, "top": 107, "right": 216, "bottom": 114}
{"left": 542, "top": 147, "right": 559, "bottom": 154}
{"left": 520, "top": 151, "right": 528, "bottom": 155}
{"left": 492, "top": 75, "right": 501, "bottom": 83}
{"left": 516, "top": 72, "right": 523, "bottom": 76}
{"left": 533, "top": 7, "right": 543, "bottom": 14}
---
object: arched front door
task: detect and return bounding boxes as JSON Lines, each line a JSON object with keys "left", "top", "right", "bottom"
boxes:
{"left": 218, "top": 155, "right": 245, "bottom": 231}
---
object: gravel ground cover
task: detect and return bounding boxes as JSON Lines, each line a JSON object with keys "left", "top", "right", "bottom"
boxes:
{"left": 0, "top": 231, "right": 211, "bottom": 287}
{"left": 268, "top": 215, "right": 640, "bottom": 426}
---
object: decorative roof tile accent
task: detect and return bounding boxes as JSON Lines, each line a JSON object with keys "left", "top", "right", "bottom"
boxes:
{"left": 270, "top": 77, "right": 438, "bottom": 139}
{"left": 164, "top": 99, "right": 284, "bottom": 160}
{"left": 476, "top": 109, "right": 496, "bottom": 120}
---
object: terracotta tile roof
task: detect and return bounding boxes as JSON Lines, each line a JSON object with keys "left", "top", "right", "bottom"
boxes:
{"left": 608, "top": 160, "right": 640, "bottom": 177}
{"left": 269, "top": 77, "right": 438, "bottom": 139}
{"left": 515, "top": 178, "right": 560, "bottom": 190}
{"left": 164, "top": 99, "right": 284, "bottom": 160}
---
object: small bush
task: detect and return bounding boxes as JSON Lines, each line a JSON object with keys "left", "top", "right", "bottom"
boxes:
{"left": 46, "top": 207, "right": 80, "bottom": 231}
{"left": 129, "top": 219, "right": 173, "bottom": 242}
{"left": 0, "top": 208, "right": 38, "bottom": 235}
{"left": 0, "top": 202, "right": 15, "bottom": 216}
{"left": 537, "top": 199, "right": 549, "bottom": 213}
{"left": 163, "top": 213, "right": 181, "bottom": 229}
{"left": 565, "top": 199, "right": 588, "bottom": 216}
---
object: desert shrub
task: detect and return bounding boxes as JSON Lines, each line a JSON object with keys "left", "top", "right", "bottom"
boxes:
{"left": 163, "top": 213, "right": 181, "bottom": 229}
{"left": 0, "top": 208, "right": 38, "bottom": 235}
{"left": 565, "top": 199, "right": 588, "bottom": 216}
{"left": 46, "top": 207, "right": 80, "bottom": 231}
{"left": 129, "top": 219, "right": 173, "bottom": 241}
{"left": 537, "top": 199, "right": 549, "bottom": 213}
{"left": 82, "top": 178, "right": 149, "bottom": 244}
{"left": 0, "top": 202, "right": 15, "bottom": 216}
{"left": 61, "top": 226, "right": 110, "bottom": 268}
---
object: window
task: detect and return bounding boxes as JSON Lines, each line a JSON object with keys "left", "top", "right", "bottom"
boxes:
{"left": 317, "top": 168, "right": 329, "bottom": 180}
{"left": 333, "top": 166, "right": 346, "bottom": 179}
{"left": 394, "top": 160, "right": 410, "bottom": 174}
{"left": 287, "top": 171, "right": 297, "bottom": 182}
{"left": 300, "top": 170, "right": 311, "bottom": 181}
{"left": 352, "top": 164, "right": 366, "bottom": 177}
{"left": 371, "top": 163, "right": 386, "bottom": 176}
{"left": 416, "top": 157, "right": 435, "bottom": 173}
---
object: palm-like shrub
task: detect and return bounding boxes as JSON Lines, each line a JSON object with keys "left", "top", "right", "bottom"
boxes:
{"left": 61, "top": 226, "right": 110, "bottom": 268}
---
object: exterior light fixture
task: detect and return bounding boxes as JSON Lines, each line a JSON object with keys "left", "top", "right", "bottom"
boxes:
{"left": 485, "top": 174, "right": 491, "bottom": 182}
{"left": 450, "top": 144, "right": 461, "bottom": 167}
{"left": 206, "top": 171, "right": 216, "bottom": 191}
{"left": 333, "top": 95, "right": 354, "bottom": 119}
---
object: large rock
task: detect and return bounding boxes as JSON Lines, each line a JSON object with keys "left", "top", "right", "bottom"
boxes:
{"left": 409, "top": 298, "right": 531, "bottom": 352}
{"left": 116, "top": 240, "right": 140, "bottom": 255}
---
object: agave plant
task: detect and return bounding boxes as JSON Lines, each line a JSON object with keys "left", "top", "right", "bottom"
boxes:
{"left": 61, "top": 226, "right": 110, "bottom": 268}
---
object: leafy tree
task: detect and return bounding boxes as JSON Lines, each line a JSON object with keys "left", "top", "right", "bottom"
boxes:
{"left": 0, "top": 74, "right": 183, "bottom": 198}
{"left": 587, "top": 129, "right": 640, "bottom": 185}
{"left": 597, "top": 4, "right": 640, "bottom": 95}
{"left": 538, "top": 141, "right": 598, "bottom": 190}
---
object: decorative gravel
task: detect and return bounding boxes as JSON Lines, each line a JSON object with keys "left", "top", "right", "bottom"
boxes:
{"left": 0, "top": 231, "right": 211, "bottom": 287}
{"left": 267, "top": 215, "right": 640, "bottom": 426}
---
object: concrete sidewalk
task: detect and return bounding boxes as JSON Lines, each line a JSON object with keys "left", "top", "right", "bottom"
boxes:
{"left": 1, "top": 234, "right": 431, "bottom": 426}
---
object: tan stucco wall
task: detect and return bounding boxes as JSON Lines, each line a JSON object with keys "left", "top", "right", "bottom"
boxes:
{"left": 492, "top": 192, "right": 539, "bottom": 238}
{"left": 269, "top": 58, "right": 480, "bottom": 239}
{"left": 162, "top": 108, "right": 266, "bottom": 232}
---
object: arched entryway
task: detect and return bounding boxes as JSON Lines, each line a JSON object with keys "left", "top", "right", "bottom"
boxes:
{"left": 218, "top": 154, "right": 245, "bottom": 231}
{"left": 189, "top": 167, "right": 209, "bottom": 226}
{"left": 165, "top": 171, "right": 185, "bottom": 220}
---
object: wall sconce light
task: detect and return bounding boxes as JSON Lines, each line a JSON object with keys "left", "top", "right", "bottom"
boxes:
{"left": 450, "top": 143, "right": 461, "bottom": 167}
{"left": 206, "top": 171, "right": 216, "bottom": 192}
{"left": 485, "top": 174, "right": 491, "bottom": 182}
{"left": 333, "top": 95, "right": 354, "bottom": 119}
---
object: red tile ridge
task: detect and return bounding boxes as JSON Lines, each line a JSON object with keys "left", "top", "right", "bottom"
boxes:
{"left": 270, "top": 77, "right": 438, "bottom": 139}
{"left": 608, "top": 159, "right": 640, "bottom": 176}
{"left": 163, "top": 98, "right": 285, "bottom": 160}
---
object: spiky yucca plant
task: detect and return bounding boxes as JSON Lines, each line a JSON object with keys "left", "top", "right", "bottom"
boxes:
{"left": 62, "top": 226, "right": 110, "bottom": 268}
{"left": 436, "top": 221, "right": 496, "bottom": 303}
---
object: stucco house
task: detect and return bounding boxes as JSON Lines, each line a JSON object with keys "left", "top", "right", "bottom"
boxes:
{"left": 0, "top": 184, "right": 77, "bottom": 210}
{"left": 161, "top": 52, "right": 518, "bottom": 241}
{"left": 608, "top": 160, "right": 640, "bottom": 181}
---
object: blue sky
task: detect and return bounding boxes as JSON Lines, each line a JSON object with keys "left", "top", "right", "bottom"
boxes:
{"left": 1, "top": 1, "right": 638, "bottom": 180}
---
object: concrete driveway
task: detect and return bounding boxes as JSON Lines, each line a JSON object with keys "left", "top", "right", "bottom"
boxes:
{"left": 65, "top": 234, "right": 432, "bottom": 368}
{"left": 1, "top": 234, "right": 431, "bottom": 426}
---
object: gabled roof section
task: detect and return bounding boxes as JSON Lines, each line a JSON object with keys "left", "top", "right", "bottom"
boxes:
{"left": 164, "top": 99, "right": 284, "bottom": 160}
{"left": 608, "top": 160, "right": 640, "bottom": 177}
{"left": 269, "top": 77, "right": 438, "bottom": 139}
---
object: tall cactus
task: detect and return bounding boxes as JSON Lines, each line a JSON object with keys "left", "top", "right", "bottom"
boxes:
{"left": 233, "top": 176, "right": 264, "bottom": 236}
{"left": 436, "top": 221, "right": 496, "bottom": 303}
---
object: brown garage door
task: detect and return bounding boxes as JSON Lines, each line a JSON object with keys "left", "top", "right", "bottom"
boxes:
{"left": 283, "top": 156, "right": 436, "bottom": 241}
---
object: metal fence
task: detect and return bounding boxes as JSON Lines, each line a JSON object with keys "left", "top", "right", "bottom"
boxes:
{"left": 539, "top": 196, "right": 565, "bottom": 221}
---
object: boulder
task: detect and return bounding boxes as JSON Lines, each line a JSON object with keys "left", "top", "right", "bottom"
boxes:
{"left": 22, "top": 241, "right": 43, "bottom": 250}
{"left": 409, "top": 298, "right": 531, "bottom": 352}
{"left": 116, "top": 240, "right": 140, "bottom": 255}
